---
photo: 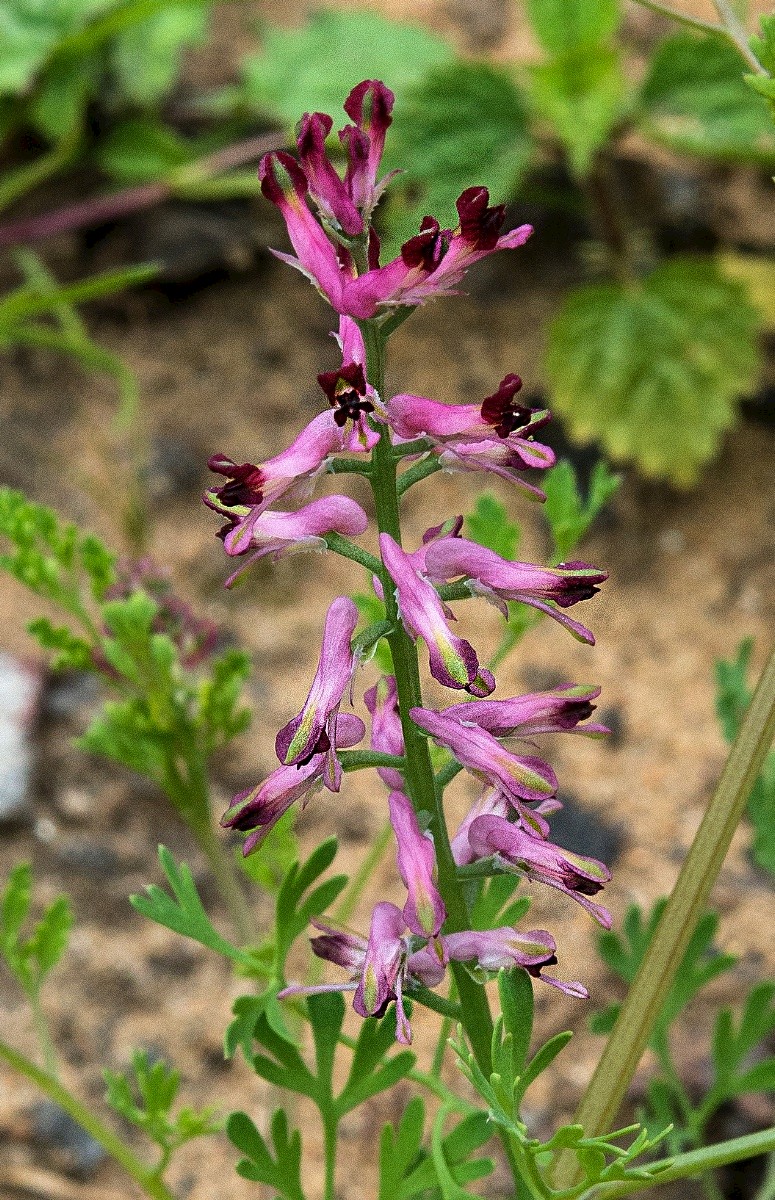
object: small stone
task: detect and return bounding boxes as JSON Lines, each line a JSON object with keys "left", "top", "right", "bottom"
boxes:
{"left": 31, "top": 1100, "right": 107, "bottom": 1178}
{"left": 55, "top": 786, "right": 94, "bottom": 822}
{"left": 0, "top": 652, "right": 43, "bottom": 825}
{"left": 54, "top": 838, "right": 123, "bottom": 879}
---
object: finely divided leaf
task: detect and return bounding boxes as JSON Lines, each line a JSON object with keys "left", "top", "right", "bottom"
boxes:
{"left": 465, "top": 492, "right": 520, "bottom": 561}
{"left": 542, "top": 460, "right": 620, "bottom": 562}
{"left": 546, "top": 258, "right": 761, "bottom": 485}
{"left": 228, "top": 1109, "right": 305, "bottom": 1200}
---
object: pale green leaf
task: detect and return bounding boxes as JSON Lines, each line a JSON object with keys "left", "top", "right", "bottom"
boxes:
{"left": 639, "top": 33, "right": 775, "bottom": 163}
{"left": 240, "top": 9, "right": 453, "bottom": 129}
{"left": 525, "top": 0, "right": 620, "bottom": 56}
{"left": 527, "top": 47, "right": 626, "bottom": 177}
{"left": 546, "top": 258, "right": 761, "bottom": 485}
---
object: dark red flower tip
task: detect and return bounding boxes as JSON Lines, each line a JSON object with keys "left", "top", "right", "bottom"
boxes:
{"left": 317, "top": 362, "right": 373, "bottom": 426}
{"left": 457, "top": 186, "right": 507, "bottom": 250}
{"left": 401, "top": 216, "right": 450, "bottom": 271}
{"left": 259, "top": 150, "right": 309, "bottom": 205}
{"left": 480, "top": 375, "right": 536, "bottom": 438}
{"left": 206, "top": 454, "right": 265, "bottom": 507}
{"left": 343, "top": 80, "right": 395, "bottom": 131}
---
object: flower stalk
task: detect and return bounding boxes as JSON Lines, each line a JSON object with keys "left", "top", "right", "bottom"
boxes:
{"left": 554, "top": 643, "right": 775, "bottom": 1190}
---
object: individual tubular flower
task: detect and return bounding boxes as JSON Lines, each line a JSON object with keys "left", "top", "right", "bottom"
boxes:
{"left": 387, "top": 376, "right": 550, "bottom": 447}
{"left": 410, "top": 706, "right": 557, "bottom": 836}
{"left": 221, "top": 713, "right": 365, "bottom": 854}
{"left": 275, "top": 596, "right": 359, "bottom": 788}
{"left": 204, "top": 411, "right": 351, "bottom": 555}
{"left": 424, "top": 537, "right": 607, "bottom": 644}
{"left": 340, "top": 80, "right": 396, "bottom": 218}
{"left": 443, "top": 685, "right": 610, "bottom": 739}
{"left": 280, "top": 903, "right": 447, "bottom": 1044}
{"left": 467, "top": 814, "right": 612, "bottom": 928}
{"left": 380, "top": 533, "right": 494, "bottom": 696}
{"left": 452, "top": 789, "right": 563, "bottom": 866}
{"left": 444, "top": 927, "right": 588, "bottom": 997}
{"left": 388, "top": 790, "right": 446, "bottom": 937}
{"left": 296, "top": 111, "right": 364, "bottom": 236}
{"left": 220, "top": 496, "right": 370, "bottom": 587}
{"left": 363, "top": 675, "right": 405, "bottom": 790}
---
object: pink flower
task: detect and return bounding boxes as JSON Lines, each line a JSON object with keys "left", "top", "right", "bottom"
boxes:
{"left": 468, "top": 814, "right": 612, "bottom": 928}
{"left": 275, "top": 597, "right": 359, "bottom": 789}
{"left": 444, "top": 926, "right": 587, "bottom": 997}
{"left": 410, "top": 705, "right": 557, "bottom": 836}
{"left": 219, "top": 496, "right": 369, "bottom": 587}
{"left": 221, "top": 713, "right": 365, "bottom": 854}
{"left": 380, "top": 533, "right": 494, "bottom": 695}
{"left": 363, "top": 675, "right": 405, "bottom": 790}
{"left": 388, "top": 790, "right": 446, "bottom": 937}
{"left": 204, "top": 411, "right": 349, "bottom": 555}
{"left": 424, "top": 537, "right": 607, "bottom": 644}
{"left": 443, "top": 685, "right": 609, "bottom": 738}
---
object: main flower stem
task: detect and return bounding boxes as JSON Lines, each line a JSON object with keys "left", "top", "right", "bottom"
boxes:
{"left": 554, "top": 643, "right": 775, "bottom": 1190}
{"left": 0, "top": 1040, "right": 176, "bottom": 1200}
{"left": 360, "top": 318, "right": 529, "bottom": 1191}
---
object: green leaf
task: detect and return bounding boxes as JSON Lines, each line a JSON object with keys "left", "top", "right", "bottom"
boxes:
{"left": 104, "top": 1049, "right": 220, "bottom": 1150}
{"left": 378, "top": 1096, "right": 425, "bottom": 1200}
{"left": 228, "top": 1109, "right": 305, "bottom": 1200}
{"left": 29, "top": 53, "right": 98, "bottom": 140}
{"left": 639, "top": 33, "right": 775, "bottom": 163}
{"left": 1, "top": 863, "right": 32, "bottom": 954}
{"left": 353, "top": 593, "right": 392, "bottom": 674}
{"left": 546, "top": 257, "right": 761, "bottom": 485}
{"left": 28, "top": 896, "right": 73, "bottom": 976}
{"left": 465, "top": 492, "right": 520, "bottom": 560}
{"left": 542, "top": 460, "right": 620, "bottom": 561}
{"left": 130, "top": 846, "right": 257, "bottom": 968}
{"left": 274, "top": 839, "right": 347, "bottom": 974}
{"left": 97, "top": 118, "right": 198, "bottom": 184}
{"left": 515, "top": 1030, "right": 573, "bottom": 1103}
{"left": 27, "top": 617, "right": 93, "bottom": 671}
{"left": 525, "top": 0, "right": 620, "bottom": 55}
{"left": 499, "top": 968, "right": 534, "bottom": 1077}
{"left": 386, "top": 61, "right": 532, "bottom": 252}
{"left": 197, "top": 647, "right": 252, "bottom": 753}
{"left": 239, "top": 9, "right": 452, "bottom": 128}
{"left": 527, "top": 47, "right": 626, "bottom": 177}
{"left": 111, "top": 2, "right": 208, "bottom": 107}
{"left": 747, "top": 15, "right": 775, "bottom": 114}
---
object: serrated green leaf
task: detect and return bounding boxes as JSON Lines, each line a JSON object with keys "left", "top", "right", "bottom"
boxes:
{"left": 639, "top": 32, "right": 775, "bottom": 163}
{"left": 546, "top": 258, "right": 761, "bottom": 485}
{"left": 465, "top": 492, "right": 520, "bottom": 560}
{"left": 386, "top": 61, "right": 532, "bottom": 252}
{"left": 111, "top": 2, "right": 208, "bottom": 108}
{"left": 240, "top": 9, "right": 452, "bottom": 129}
{"left": 525, "top": 0, "right": 620, "bottom": 56}
{"left": 527, "top": 47, "right": 626, "bottom": 177}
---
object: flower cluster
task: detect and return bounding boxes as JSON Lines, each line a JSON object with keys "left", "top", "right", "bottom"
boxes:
{"left": 209, "top": 81, "right": 611, "bottom": 1043}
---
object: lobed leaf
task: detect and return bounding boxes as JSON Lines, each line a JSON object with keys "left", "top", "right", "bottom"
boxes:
{"left": 639, "top": 32, "right": 775, "bottom": 163}
{"left": 546, "top": 258, "right": 761, "bottom": 485}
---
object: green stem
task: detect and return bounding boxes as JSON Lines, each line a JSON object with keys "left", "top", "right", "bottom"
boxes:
{"left": 710, "top": 0, "right": 768, "bottom": 74}
{"left": 554, "top": 644, "right": 775, "bottom": 1190}
{"left": 0, "top": 1040, "right": 176, "bottom": 1200}
{"left": 629, "top": 0, "right": 723, "bottom": 34}
{"left": 324, "top": 532, "right": 382, "bottom": 575}
{"left": 193, "top": 819, "right": 258, "bottom": 948}
{"left": 360, "top": 316, "right": 527, "bottom": 1195}
{"left": 29, "top": 991, "right": 59, "bottom": 1079}
{"left": 323, "top": 1112, "right": 338, "bottom": 1200}
{"left": 338, "top": 749, "right": 407, "bottom": 772}
{"left": 584, "top": 1126, "right": 775, "bottom": 1199}
{"left": 397, "top": 456, "right": 443, "bottom": 496}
